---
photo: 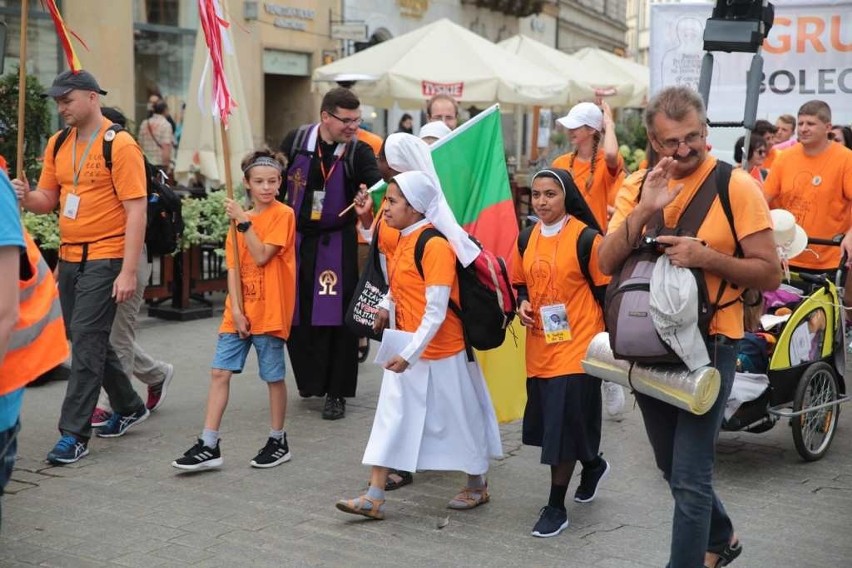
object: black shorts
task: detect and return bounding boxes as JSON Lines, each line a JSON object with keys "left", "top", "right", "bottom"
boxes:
{"left": 522, "top": 373, "right": 602, "bottom": 466}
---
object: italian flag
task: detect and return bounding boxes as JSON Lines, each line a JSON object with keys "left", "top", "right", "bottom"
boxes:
{"left": 374, "top": 104, "right": 526, "bottom": 423}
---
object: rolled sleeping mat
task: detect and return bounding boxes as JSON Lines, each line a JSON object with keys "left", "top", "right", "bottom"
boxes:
{"left": 582, "top": 332, "right": 721, "bottom": 415}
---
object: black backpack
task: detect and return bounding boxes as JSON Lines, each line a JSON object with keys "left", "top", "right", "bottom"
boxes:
{"left": 604, "top": 162, "right": 739, "bottom": 365}
{"left": 413, "top": 229, "right": 517, "bottom": 358}
{"left": 53, "top": 124, "right": 184, "bottom": 257}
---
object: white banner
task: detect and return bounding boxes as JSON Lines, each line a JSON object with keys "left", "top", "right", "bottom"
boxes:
{"left": 650, "top": 0, "right": 851, "bottom": 158}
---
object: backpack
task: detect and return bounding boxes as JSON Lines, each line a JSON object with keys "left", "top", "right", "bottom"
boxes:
{"left": 413, "top": 228, "right": 517, "bottom": 357}
{"left": 52, "top": 124, "right": 184, "bottom": 257}
{"left": 517, "top": 223, "right": 605, "bottom": 311}
{"left": 286, "top": 124, "right": 357, "bottom": 180}
{"left": 604, "top": 162, "right": 738, "bottom": 365}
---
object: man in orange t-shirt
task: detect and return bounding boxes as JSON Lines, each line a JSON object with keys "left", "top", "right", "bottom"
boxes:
{"left": 600, "top": 86, "right": 780, "bottom": 568}
{"left": 14, "top": 70, "right": 149, "bottom": 465}
{"left": 763, "top": 100, "right": 852, "bottom": 273}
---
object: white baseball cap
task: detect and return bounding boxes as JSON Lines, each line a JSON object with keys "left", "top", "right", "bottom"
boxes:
{"left": 556, "top": 102, "right": 603, "bottom": 131}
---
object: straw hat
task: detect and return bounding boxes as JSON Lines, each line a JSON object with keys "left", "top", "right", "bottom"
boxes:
{"left": 770, "top": 209, "right": 808, "bottom": 261}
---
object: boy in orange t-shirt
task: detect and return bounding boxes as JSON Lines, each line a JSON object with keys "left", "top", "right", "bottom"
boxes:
{"left": 172, "top": 150, "right": 296, "bottom": 471}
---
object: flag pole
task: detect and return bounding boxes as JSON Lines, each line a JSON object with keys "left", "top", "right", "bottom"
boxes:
{"left": 16, "top": 0, "right": 29, "bottom": 179}
{"left": 220, "top": 121, "right": 243, "bottom": 314}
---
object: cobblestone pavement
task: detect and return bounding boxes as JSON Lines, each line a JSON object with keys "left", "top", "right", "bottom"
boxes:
{"left": 1, "top": 308, "right": 851, "bottom": 567}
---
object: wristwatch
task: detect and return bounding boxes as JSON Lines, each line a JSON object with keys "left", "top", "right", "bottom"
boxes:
{"left": 236, "top": 220, "right": 252, "bottom": 233}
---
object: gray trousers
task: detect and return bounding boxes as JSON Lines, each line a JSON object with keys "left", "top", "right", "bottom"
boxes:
{"left": 58, "top": 259, "right": 145, "bottom": 440}
{"left": 98, "top": 248, "right": 170, "bottom": 411}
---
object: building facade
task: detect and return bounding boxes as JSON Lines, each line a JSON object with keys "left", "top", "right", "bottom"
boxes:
{"left": 556, "top": 0, "right": 627, "bottom": 54}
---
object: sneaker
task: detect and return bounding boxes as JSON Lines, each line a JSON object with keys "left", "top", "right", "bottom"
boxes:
{"left": 531, "top": 505, "right": 569, "bottom": 538}
{"left": 146, "top": 363, "right": 175, "bottom": 411}
{"left": 90, "top": 408, "right": 113, "bottom": 428}
{"left": 171, "top": 439, "right": 223, "bottom": 471}
{"left": 250, "top": 436, "right": 291, "bottom": 468}
{"left": 46, "top": 435, "right": 89, "bottom": 465}
{"left": 574, "top": 457, "right": 610, "bottom": 503}
{"left": 603, "top": 381, "right": 626, "bottom": 419}
{"left": 95, "top": 407, "right": 150, "bottom": 438}
{"left": 322, "top": 396, "right": 346, "bottom": 420}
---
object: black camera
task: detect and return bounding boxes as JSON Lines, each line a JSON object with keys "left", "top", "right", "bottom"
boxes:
{"left": 703, "top": 0, "right": 775, "bottom": 53}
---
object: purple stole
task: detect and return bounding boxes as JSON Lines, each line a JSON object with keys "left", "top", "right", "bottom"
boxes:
{"left": 288, "top": 124, "right": 350, "bottom": 326}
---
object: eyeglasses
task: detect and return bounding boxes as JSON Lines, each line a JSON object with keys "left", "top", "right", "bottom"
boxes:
{"left": 655, "top": 131, "right": 705, "bottom": 152}
{"left": 326, "top": 111, "right": 363, "bottom": 127}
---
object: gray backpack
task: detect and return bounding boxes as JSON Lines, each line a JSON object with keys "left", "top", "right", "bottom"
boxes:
{"left": 604, "top": 162, "right": 738, "bottom": 365}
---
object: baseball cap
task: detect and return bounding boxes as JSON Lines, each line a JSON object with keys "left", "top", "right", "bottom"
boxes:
{"left": 43, "top": 70, "right": 108, "bottom": 98}
{"left": 556, "top": 102, "right": 603, "bottom": 131}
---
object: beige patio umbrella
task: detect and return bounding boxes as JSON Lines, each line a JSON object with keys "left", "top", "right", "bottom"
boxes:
{"left": 498, "top": 35, "right": 645, "bottom": 108}
{"left": 312, "top": 19, "right": 570, "bottom": 108}
{"left": 173, "top": 30, "right": 254, "bottom": 189}
{"left": 573, "top": 46, "right": 649, "bottom": 107}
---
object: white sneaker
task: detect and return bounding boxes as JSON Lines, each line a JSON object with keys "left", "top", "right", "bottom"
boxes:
{"left": 603, "top": 381, "right": 625, "bottom": 420}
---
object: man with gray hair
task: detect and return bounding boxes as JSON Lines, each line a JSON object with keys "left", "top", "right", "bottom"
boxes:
{"left": 598, "top": 85, "right": 781, "bottom": 567}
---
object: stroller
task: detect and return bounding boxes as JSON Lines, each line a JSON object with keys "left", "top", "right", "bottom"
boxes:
{"left": 722, "top": 238, "right": 851, "bottom": 461}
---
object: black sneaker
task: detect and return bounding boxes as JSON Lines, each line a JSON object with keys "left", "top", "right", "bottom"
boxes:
{"left": 322, "top": 396, "right": 346, "bottom": 420}
{"left": 171, "top": 439, "right": 222, "bottom": 471}
{"left": 531, "top": 505, "right": 569, "bottom": 538}
{"left": 574, "top": 457, "right": 610, "bottom": 503}
{"left": 250, "top": 436, "right": 291, "bottom": 468}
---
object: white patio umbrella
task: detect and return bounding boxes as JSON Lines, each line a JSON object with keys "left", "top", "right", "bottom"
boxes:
{"left": 173, "top": 31, "right": 254, "bottom": 189}
{"left": 498, "top": 35, "right": 645, "bottom": 108}
{"left": 573, "top": 46, "right": 649, "bottom": 107}
{"left": 312, "top": 19, "right": 571, "bottom": 108}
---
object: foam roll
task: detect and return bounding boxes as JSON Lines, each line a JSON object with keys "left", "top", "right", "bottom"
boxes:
{"left": 582, "top": 332, "right": 721, "bottom": 415}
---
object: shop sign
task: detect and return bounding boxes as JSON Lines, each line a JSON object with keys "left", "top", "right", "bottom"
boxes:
{"left": 265, "top": 2, "right": 315, "bottom": 31}
{"left": 398, "top": 0, "right": 428, "bottom": 19}
{"left": 263, "top": 49, "right": 311, "bottom": 77}
{"left": 331, "top": 22, "right": 368, "bottom": 42}
{"left": 421, "top": 80, "right": 463, "bottom": 98}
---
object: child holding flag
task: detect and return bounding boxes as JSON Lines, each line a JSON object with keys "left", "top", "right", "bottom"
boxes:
{"left": 171, "top": 150, "right": 296, "bottom": 471}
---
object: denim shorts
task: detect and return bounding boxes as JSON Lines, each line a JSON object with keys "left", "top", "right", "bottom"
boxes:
{"left": 211, "top": 333, "right": 286, "bottom": 382}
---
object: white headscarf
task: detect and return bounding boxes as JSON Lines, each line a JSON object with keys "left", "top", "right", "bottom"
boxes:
{"left": 419, "top": 121, "right": 452, "bottom": 142}
{"left": 393, "top": 171, "right": 479, "bottom": 267}
{"left": 383, "top": 135, "right": 480, "bottom": 266}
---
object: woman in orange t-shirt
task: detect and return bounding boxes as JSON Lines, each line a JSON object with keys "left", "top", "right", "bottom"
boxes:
{"left": 336, "top": 171, "right": 502, "bottom": 521}
{"left": 171, "top": 149, "right": 297, "bottom": 472}
{"left": 512, "top": 168, "right": 610, "bottom": 538}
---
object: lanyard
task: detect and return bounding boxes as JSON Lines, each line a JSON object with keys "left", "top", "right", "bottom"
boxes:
{"left": 316, "top": 140, "right": 345, "bottom": 189}
{"left": 72, "top": 127, "right": 101, "bottom": 191}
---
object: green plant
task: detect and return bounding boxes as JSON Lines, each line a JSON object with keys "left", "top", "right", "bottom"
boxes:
{"left": 619, "top": 145, "right": 647, "bottom": 173}
{"left": 179, "top": 185, "right": 247, "bottom": 255}
{"left": 0, "top": 68, "right": 51, "bottom": 178}
{"left": 22, "top": 211, "right": 60, "bottom": 250}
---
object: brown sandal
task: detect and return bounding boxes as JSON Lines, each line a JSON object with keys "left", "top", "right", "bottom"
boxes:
{"left": 336, "top": 495, "right": 386, "bottom": 520}
{"left": 447, "top": 485, "right": 490, "bottom": 510}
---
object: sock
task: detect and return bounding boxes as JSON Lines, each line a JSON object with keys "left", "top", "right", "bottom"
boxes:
{"left": 466, "top": 474, "right": 486, "bottom": 490}
{"left": 269, "top": 429, "right": 284, "bottom": 442}
{"left": 201, "top": 429, "right": 219, "bottom": 449}
{"left": 366, "top": 485, "right": 385, "bottom": 506}
{"left": 582, "top": 454, "right": 602, "bottom": 470}
{"left": 548, "top": 484, "right": 569, "bottom": 511}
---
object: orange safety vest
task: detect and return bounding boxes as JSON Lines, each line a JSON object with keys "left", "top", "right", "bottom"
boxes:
{"left": 0, "top": 231, "right": 69, "bottom": 396}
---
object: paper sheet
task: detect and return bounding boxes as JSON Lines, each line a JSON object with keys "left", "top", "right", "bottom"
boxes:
{"left": 374, "top": 329, "right": 414, "bottom": 366}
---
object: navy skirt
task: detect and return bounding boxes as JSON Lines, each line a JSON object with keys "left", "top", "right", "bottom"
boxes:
{"left": 522, "top": 373, "right": 602, "bottom": 466}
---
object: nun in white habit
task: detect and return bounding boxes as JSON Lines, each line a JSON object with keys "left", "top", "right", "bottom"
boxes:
{"left": 336, "top": 170, "right": 503, "bottom": 521}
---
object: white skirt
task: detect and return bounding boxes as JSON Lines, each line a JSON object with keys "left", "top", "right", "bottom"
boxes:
{"left": 362, "top": 350, "right": 503, "bottom": 475}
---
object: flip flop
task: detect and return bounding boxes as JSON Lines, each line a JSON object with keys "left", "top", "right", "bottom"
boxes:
{"left": 706, "top": 539, "right": 742, "bottom": 567}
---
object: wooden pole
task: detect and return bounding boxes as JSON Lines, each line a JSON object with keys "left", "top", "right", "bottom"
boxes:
{"left": 219, "top": 120, "right": 243, "bottom": 313}
{"left": 16, "top": 0, "right": 29, "bottom": 179}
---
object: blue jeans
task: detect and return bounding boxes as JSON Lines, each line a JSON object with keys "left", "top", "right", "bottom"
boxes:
{"left": 0, "top": 420, "right": 21, "bottom": 531}
{"left": 634, "top": 338, "right": 738, "bottom": 568}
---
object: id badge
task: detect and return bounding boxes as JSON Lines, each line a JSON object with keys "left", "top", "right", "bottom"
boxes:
{"left": 540, "top": 303, "right": 571, "bottom": 343}
{"left": 310, "top": 189, "right": 326, "bottom": 221}
{"left": 63, "top": 193, "right": 81, "bottom": 220}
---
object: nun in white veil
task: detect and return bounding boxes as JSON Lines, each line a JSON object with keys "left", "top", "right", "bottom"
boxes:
{"left": 336, "top": 170, "right": 502, "bottom": 521}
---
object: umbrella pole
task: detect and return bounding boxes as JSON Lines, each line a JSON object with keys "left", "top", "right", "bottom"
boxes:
{"left": 16, "top": 0, "right": 29, "bottom": 179}
{"left": 219, "top": 121, "right": 244, "bottom": 314}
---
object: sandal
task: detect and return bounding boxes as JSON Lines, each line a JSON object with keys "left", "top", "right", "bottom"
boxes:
{"left": 385, "top": 469, "right": 413, "bottom": 491}
{"left": 706, "top": 538, "right": 742, "bottom": 567}
{"left": 447, "top": 484, "right": 490, "bottom": 510}
{"left": 335, "top": 494, "right": 385, "bottom": 520}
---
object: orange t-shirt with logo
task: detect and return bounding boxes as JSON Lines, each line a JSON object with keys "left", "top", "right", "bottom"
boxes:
{"left": 38, "top": 117, "right": 147, "bottom": 262}
{"left": 221, "top": 200, "right": 297, "bottom": 340}
{"left": 763, "top": 143, "right": 852, "bottom": 270}
{"left": 609, "top": 157, "right": 773, "bottom": 340}
{"left": 551, "top": 149, "right": 625, "bottom": 232}
{"left": 388, "top": 223, "right": 464, "bottom": 360}
{"left": 511, "top": 218, "right": 609, "bottom": 378}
